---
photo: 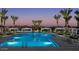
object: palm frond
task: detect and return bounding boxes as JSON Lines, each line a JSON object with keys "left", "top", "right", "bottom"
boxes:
{"left": 75, "top": 10, "right": 79, "bottom": 17}
{"left": 75, "top": 16, "right": 79, "bottom": 21}
{"left": 1, "top": 8, "right": 8, "bottom": 16}
{"left": 54, "top": 14, "right": 61, "bottom": 20}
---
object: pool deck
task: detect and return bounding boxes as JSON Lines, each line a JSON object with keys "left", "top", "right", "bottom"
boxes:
{"left": 54, "top": 34, "right": 79, "bottom": 48}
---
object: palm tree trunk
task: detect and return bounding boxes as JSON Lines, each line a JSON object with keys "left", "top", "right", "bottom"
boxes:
{"left": 4, "top": 20, "right": 6, "bottom": 26}
{"left": 65, "top": 21, "right": 69, "bottom": 36}
{"left": 13, "top": 21, "right": 15, "bottom": 26}
{"left": 77, "top": 21, "right": 79, "bottom": 27}
{"left": 0, "top": 17, "right": 3, "bottom": 32}
{"left": 57, "top": 20, "right": 58, "bottom": 27}
{"left": 13, "top": 20, "right": 16, "bottom": 33}
{"left": 1, "top": 17, "right": 3, "bottom": 26}
{"left": 0, "top": 17, "right": 1, "bottom": 25}
{"left": 3, "top": 20, "right": 6, "bottom": 32}
{"left": 65, "top": 21, "right": 69, "bottom": 27}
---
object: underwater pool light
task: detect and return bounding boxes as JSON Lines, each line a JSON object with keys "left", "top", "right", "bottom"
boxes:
{"left": 7, "top": 42, "right": 18, "bottom": 45}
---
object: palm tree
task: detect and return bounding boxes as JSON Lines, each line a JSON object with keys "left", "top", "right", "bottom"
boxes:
{"left": 3, "top": 16, "right": 8, "bottom": 26}
{"left": 54, "top": 14, "right": 61, "bottom": 27}
{"left": 0, "top": 8, "right": 8, "bottom": 25}
{"left": 60, "top": 8, "right": 72, "bottom": 35}
{"left": 74, "top": 10, "right": 79, "bottom": 27}
{"left": 11, "top": 16, "right": 18, "bottom": 26}
{"left": 32, "top": 20, "right": 42, "bottom": 32}
{"left": 0, "top": 9, "right": 8, "bottom": 33}
{"left": 60, "top": 9, "right": 72, "bottom": 27}
{"left": 2, "top": 16, "right": 8, "bottom": 32}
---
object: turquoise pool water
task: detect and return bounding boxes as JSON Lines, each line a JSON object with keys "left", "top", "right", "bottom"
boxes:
{"left": 0, "top": 32, "right": 59, "bottom": 47}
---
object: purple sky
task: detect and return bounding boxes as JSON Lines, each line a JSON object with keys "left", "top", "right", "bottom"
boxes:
{"left": 0, "top": 8, "right": 79, "bottom": 26}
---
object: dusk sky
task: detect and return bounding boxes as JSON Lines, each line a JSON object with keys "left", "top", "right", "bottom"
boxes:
{"left": 0, "top": 8, "right": 79, "bottom": 26}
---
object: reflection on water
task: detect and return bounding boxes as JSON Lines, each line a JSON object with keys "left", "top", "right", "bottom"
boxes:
{"left": 0, "top": 32, "right": 59, "bottom": 47}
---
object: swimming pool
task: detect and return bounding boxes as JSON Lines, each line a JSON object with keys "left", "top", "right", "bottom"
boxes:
{"left": 0, "top": 32, "right": 59, "bottom": 47}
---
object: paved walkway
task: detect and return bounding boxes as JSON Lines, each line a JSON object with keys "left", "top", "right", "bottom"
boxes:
{"left": 54, "top": 35, "right": 79, "bottom": 48}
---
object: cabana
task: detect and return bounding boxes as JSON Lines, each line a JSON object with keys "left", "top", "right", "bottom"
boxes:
{"left": 41, "top": 28, "right": 52, "bottom": 32}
